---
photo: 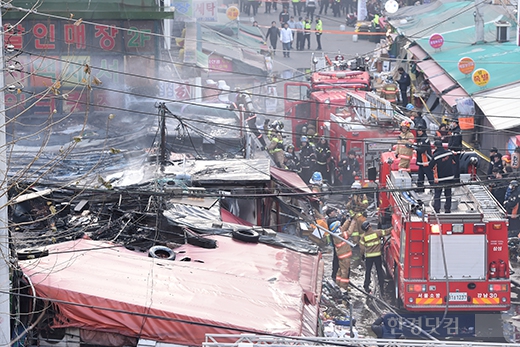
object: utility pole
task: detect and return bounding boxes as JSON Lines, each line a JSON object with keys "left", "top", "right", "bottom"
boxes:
{"left": 0, "top": 5, "right": 11, "bottom": 346}
{"left": 474, "top": 0, "right": 485, "bottom": 44}
{"left": 158, "top": 103, "right": 166, "bottom": 171}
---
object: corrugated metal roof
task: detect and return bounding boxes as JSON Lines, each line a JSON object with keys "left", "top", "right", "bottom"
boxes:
{"left": 473, "top": 83, "right": 520, "bottom": 130}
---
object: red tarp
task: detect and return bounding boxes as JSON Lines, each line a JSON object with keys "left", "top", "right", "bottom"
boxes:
{"left": 19, "top": 238, "right": 322, "bottom": 346}
{"left": 271, "top": 166, "right": 314, "bottom": 197}
{"left": 220, "top": 208, "right": 253, "bottom": 226}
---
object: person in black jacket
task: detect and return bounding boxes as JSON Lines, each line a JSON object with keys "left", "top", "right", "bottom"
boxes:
{"left": 429, "top": 140, "right": 455, "bottom": 213}
{"left": 487, "top": 147, "right": 502, "bottom": 177}
{"left": 414, "top": 126, "right": 434, "bottom": 192}
{"left": 339, "top": 149, "right": 360, "bottom": 188}
{"left": 490, "top": 168, "right": 507, "bottom": 206}
{"left": 299, "top": 135, "right": 316, "bottom": 183}
{"left": 265, "top": 21, "right": 280, "bottom": 53}
{"left": 447, "top": 118, "right": 462, "bottom": 182}
{"left": 397, "top": 67, "right": 411, "bottom": 106}
{"left": 316, "top": 136, "right": 332, "bottom": 183}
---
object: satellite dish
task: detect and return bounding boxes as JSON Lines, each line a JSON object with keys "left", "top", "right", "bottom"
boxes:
{"left": 385, "top": 0, "right": 399, "bottom": 13}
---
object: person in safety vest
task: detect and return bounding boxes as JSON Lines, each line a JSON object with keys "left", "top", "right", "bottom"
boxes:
{"left": 413, "top": 125, "right": 433, "bottom": 192}
{"left": 346, "top": 181, "right": 368, "bottom": 266}
{"left": 329, "top": 219, "right": 353, "bottom": 294}
{"left": 268, "top": 130, "right": 285, "bottom": 168}
{"left": 360, "top": 221, "right": 390, "bottom": 294}
{"left": 396, "top": 120, "right": 414, "bottom": 171}
{"left": 314, "top": 16, "right": 323, "bottom": 50}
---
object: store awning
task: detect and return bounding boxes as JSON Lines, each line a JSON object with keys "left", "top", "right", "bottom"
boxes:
{"left": 473, "top": 83, "right": 520, "bottom": 130}
{"left": 271, "top": 167, "right": 313, "bottom": 197}
{"left": 408, "top": 45, "right": 429, "bottom": 61}
{"left": 441, "top": 87, "right": 467, "bottom": 108}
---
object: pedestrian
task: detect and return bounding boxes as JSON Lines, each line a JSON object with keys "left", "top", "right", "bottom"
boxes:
{"left": 329, "top": 219, "right": 353, "bottom": 295}
{"left": 332, "top": 0, "right": 341, "bottom": 17}
{"left": 295, "top": 16, "right": 304, "bottom": 50}
{"left": 319, "top": 0, "right": 329, "bottom": 15}
{"left": 360, "top": 221, "right": 390, "bottom": 294}
{"left": 306, "top": 0, "right": 317, "bottom": 21}
{"left": 396, "top": 67, "right": 411, "bottom": 106}
{"left": 315, "top": 136, "right": 331, "bottom": 182}
{"left": 265, "top": 0, "right": 272, "bottom": 13}
{"left": 414, "top": 125, "right": 434, "bottom": 192}
{"left": 429, "top": 140, "right": 455, "bottom": 214}
{"left": 487, "top": 147, "right": 501, "bottom": 177}
{"left": 273, "top": 0, "right": 278, "bottom": 10}
{"left": 251, "top": 0, "right": 260, "bottom": 15}
{"left": 447, "top": 118, "right": 462, "bottom": 183}
{"left": 279, "top": 7, "right": 290, "bottom": 25}
{"left": 315, "top": 16, "right": 323, "bottom": 50}
{"left": 265, "top": 21, "right": 280, "bottom": 54}
{"left": 396, "top": 120, "right": 414, "bottom": 171}
{"left": 280, "top": 22, "right": 293, "bottom": 57}
{"left": 287, "top": 16, "right": 297, "bottom": 48}
{"left": 292, "top": 0, "right": 301, "bottom": 15}
{"left": 339, "top": 149, "right": 360, "bottom": 188}
{"left": 303, "top": 17, "right": 312, "bottom": 49}
{"left": 252, "top": 20, "right": 259, "bottom": 27}
{"left": 299, "top": 135, "right": 317, "bottom": 183}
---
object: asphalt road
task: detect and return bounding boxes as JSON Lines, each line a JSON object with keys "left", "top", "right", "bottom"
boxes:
{"left": 241, "top": 6, "right": 378, "bottom": 73}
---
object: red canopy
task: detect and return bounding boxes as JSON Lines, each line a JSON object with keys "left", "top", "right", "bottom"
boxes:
{"left": 20, "top": 238, "right": 322, "bottom": 346}
{"left": 220, "top": 208, "right": 254, "bottom": 226}
{"left": 271, "top": 167, "right": 314, "bottom": 197}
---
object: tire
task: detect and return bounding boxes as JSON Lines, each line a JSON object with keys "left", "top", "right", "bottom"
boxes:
{"left": 17, "top": 248, "right": 49, "bottom": 261}
{"left": 148, "top": 246, "right": 176, "bottom": 260}
{"left": 232, "top": 229, "right": 260, "bottom": 243}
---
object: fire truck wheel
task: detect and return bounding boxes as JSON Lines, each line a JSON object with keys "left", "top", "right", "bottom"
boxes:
{"left": 148, "top": 246, "right": 176, "bottom": 260}
{"left": 232, "top": 229, "right": 260, "bottom": 243}
{"left": 17, "top": 248, "right": 49, "bottom": 261}
{"left": 394, "top": 266, "right": 403, "bottom": 309}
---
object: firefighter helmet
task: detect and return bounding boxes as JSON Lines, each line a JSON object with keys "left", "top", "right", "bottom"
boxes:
{"left": 406, "top": 103, "right": 415, "bottom": 111}
{"left": 503, "top": 154, "right": 511, "bottom": 163}
{"left": 310, "top": 171, "right": 323, "bottom": 185}
{"left": 511, "top": 180, "right": 519, "bottom": 187}
{"left": 351, "top": 181, "right": 362, "bottom": 189}
{"left": 400, "top": 120, "right": 411, "bottom": 128}
{"left": 271, "top": 120, "right": 284, "bottom": 131}
{"left": 329, "top": 221, "right": 341, "bottom": 234}
{"left": 301, "top": 135, "right": 308, "bottom": 143}
{"left": 361, "top": 221, "right": 371, "bottom": 231}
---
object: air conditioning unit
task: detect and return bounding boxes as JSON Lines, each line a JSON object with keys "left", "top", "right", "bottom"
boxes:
{"left": 39, "top": 328, "right": 80, "bottom": 347}
{"left": 495, "top": 21, "right": 511, "bottom": 42}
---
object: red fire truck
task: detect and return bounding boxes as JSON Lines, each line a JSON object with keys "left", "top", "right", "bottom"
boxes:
{"left": 284, "top": 66, "right": 413, "bottom": 181}
{"left": 378, "top": 153, "right": 511, "bottom": 312}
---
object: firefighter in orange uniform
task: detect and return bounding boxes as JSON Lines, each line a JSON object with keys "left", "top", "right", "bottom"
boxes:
{"left": 360, "top": 221, "right": 391, "bottom": 294}
{"left": 329, "top": 219, "right": 352, "bottom": 294}
{"left": 396, "top": 120, "right": 415, "bottom": 171}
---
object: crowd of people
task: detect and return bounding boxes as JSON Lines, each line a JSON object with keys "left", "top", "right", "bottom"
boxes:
{"left": 263, "top": 15, "right": 323, "bottom": 55}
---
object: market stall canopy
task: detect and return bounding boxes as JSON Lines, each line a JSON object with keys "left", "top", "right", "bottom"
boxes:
{"left": 473, "top": 83, "right": 520, "bottom": 130}
{"left": 271, "top": 166, "right": 314, "bottom": 197}
{"left": 19, "top": 238, "right": 322, "bottom": 346}
{"left": 416, "top": 60, "right": 467, "bottom": 108}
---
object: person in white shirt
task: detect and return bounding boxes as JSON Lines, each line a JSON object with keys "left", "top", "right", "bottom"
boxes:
{"left": 279, "top": 22, "right": 293, "bottom": 57}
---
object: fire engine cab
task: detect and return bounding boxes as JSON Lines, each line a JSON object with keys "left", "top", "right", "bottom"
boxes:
{"left": 379, "top": 153, "right": 511, "bottom": 312}
{"left": 284, "top": 60, "right": 414, "bottom": 181}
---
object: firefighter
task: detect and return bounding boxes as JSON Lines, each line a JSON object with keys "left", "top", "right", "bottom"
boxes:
{"left": 360, "top": 221, "right": 389, "bottom": 294}
{"left": 268, "top": 130, "right": 285, "bottom": 168}
{"left": 284, "top": 144, "right": 299, "bottom": 171}
{"left": 309, "top": 171, "right": 323, "bottom": 193}
{"left": 505, "top": 180, "right": 520, "bottom": 237}
{"left": 329, "top": 219, "right": 353, "bottom": 295}
{"left": 414, "top": 125, "right": 434, "bottom": 192}
{"left": 396, "top": 120, "right": 414, "bottom": 171}
{"left": 429, "top": 140, "right": 455, "bottom": 214}
{"left": 346, "top": 181, "right": 368, "bottom": 266}
{"left": 299, "top": 136, "right": 316, "bottom": 184}
{"left": 316, "top": 136, "right": 331, "bottom": 183}
{"left": 448, "top": 118, "right": 462, "bottom": 182}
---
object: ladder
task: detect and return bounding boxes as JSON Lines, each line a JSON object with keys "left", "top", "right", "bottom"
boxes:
{"left": 204, "top": 334, "right": 513, "bottom": 347}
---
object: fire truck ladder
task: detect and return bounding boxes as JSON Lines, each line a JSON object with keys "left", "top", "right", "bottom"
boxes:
{"left": 204, "top": 334, "right": 512, "bottom": 347}
{"left": 466, "top": 181, "right": 505, "bottom": 220}
{"left": 408, "top": 224, "right": 427, "bottom": 280}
